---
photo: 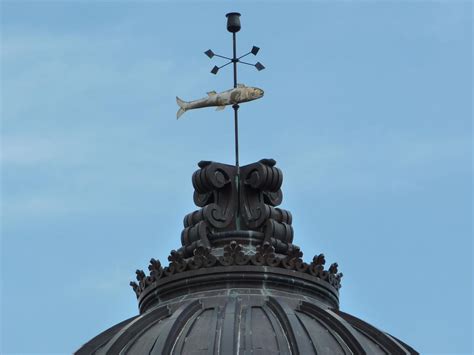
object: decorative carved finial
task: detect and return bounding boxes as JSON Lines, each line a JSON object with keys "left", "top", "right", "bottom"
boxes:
{"left": 164, "top": 250, "right": 187, "bottom": 275}
{"left": 252, "top": 242, "right": 279, "bottom": 266}
{"left": 135, "top": 269, "right": 146, "bottom": 282}
{"left": 179, "top": 160, "right": 295, "bottom": 258}
{"left": 282, "top": 247, "right": 308, "bottom": 272}
{"left": 189, "top": 246, "right": 217, "bottom": 269}
{"left": 312, "top": 253, "right": 326, "bottom": 266}
{"left": 220, "top": 241, "right": 249, "bottom": 266}
{"left": 148, "top": 258, "right": 163, "bottom": 279}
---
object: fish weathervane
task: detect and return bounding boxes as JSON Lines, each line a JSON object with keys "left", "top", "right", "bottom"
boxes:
{"left": 176, "top": 84, "right": 264, "bottom": 119}
{"left": 176, "top": 12, "right": 264, "bottom": 170}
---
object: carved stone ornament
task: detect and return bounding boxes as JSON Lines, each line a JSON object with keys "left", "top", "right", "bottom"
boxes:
{"left": 180, "top": 159, "right": 295, "bottom": 257}
{"left": 130, "top": 240, "right": 343, "bottom": 299}
{"left": 130, "top": 160, "right": 343, "bottom": 299}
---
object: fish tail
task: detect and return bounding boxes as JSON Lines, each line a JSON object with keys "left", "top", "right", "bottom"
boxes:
{"left": 176, "top": 96, "right": 187, "bottom": 119}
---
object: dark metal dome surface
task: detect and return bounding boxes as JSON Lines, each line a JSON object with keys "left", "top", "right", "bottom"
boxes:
{"left": 77, "top": 268, "right": 416, "bottom": 354}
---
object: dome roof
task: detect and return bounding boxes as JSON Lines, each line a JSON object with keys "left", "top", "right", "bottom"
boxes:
{"left": 76, "top": 160, "right": 417, "bottom": 354}
{"left": 76, "top": 265, "right": 416, "bottom": 354}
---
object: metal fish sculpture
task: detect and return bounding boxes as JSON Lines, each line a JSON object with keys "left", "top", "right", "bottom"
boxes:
{"left": 176, "top": 84, "right": 264, "bottom": 119}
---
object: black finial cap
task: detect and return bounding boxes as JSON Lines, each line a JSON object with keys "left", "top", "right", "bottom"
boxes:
{"left": 226, "top": 12, "right": 241, "bottom": 33}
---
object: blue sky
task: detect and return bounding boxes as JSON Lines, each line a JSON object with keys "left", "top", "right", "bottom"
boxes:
{"left": 1, "top": 1, "right": 472, "bottom": 354}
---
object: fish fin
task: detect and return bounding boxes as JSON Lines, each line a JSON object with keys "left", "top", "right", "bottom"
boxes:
{"left": 215, "top": 105, "right": 226, "bottom": 111}
{"left": 237, "top": 83, "right": 245, "bottom": 88}
{"left": 176, "top": 96, "right": 187, "bottom": 119}
{"left": 207, "top": 91, "right": 217, "bottom": 96}
{"left": 177, "top": 107, "right": 186, "bottom": 119}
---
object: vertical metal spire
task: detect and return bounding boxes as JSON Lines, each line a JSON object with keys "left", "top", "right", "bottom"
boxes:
{"left": 204, "top": 12, "right": 265, "bottom": 170}
{"left": 204, "top": 12, "right": 265, "bottom": 229}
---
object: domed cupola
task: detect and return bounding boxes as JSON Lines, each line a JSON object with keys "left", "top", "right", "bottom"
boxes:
{"left": 76, "top": 159, "right": 417, "bottom": 354}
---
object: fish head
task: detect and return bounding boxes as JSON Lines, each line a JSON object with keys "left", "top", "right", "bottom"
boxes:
{"left": 247, "top": 87, "right": 264, "bottom": 100}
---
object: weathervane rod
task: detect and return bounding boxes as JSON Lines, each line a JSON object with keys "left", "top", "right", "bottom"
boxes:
{"left": 232, "top": 31, "right": 240, "bottom": 170}
{"left": 229, "top": 16, "right": 241, "bottom": 230}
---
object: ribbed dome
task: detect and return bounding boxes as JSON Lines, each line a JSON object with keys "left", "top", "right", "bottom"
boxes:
{"left": 76, "top": 160, "right": 417, "bottom": 355}
{"left": 76, "top": 265, "right": 416, "bottom": 354}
